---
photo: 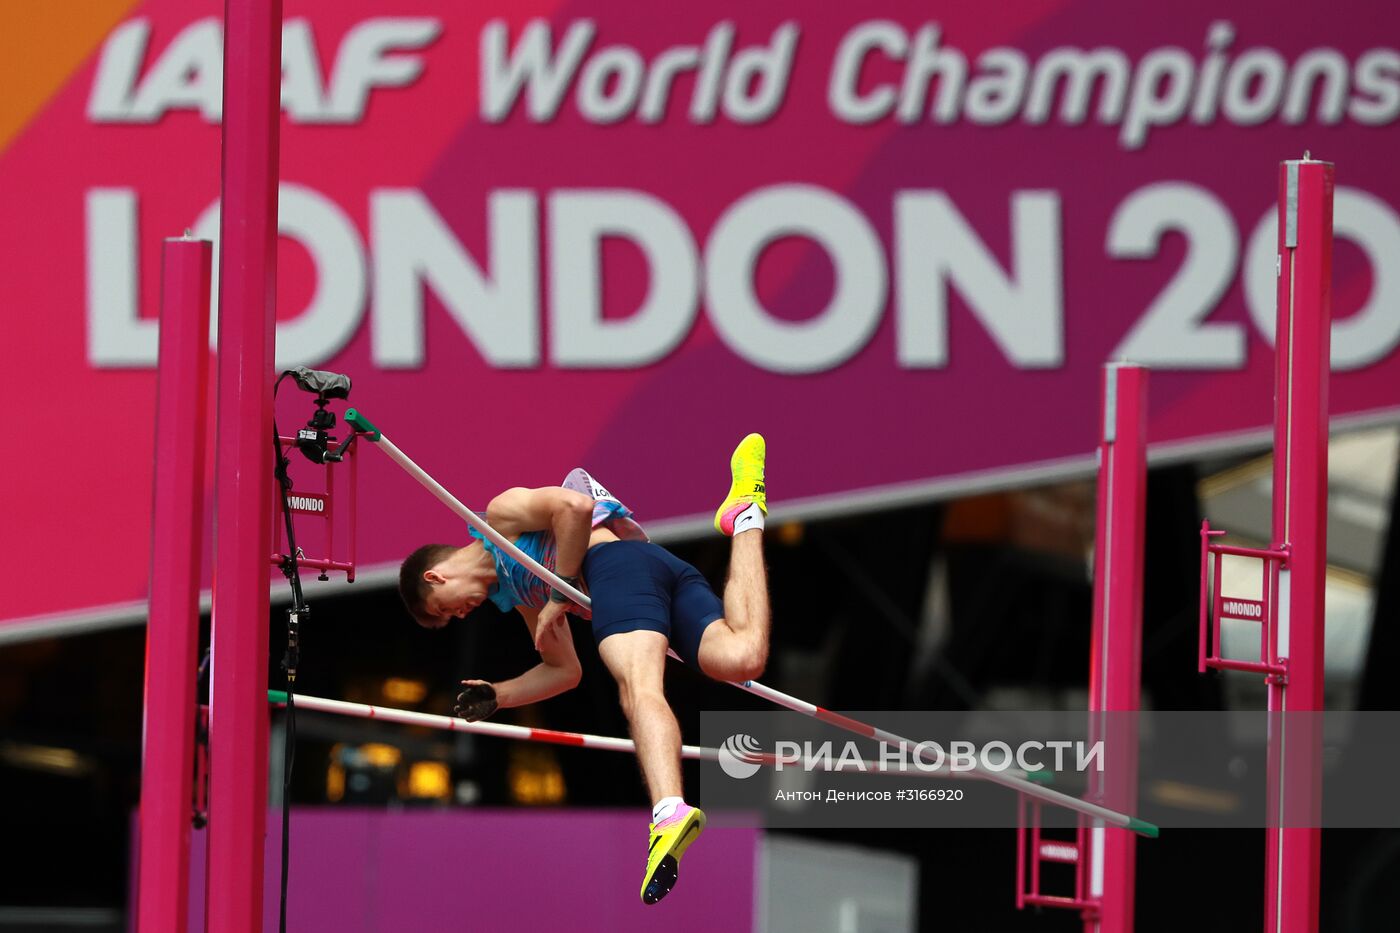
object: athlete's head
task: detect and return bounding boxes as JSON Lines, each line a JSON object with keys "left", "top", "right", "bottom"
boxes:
{"left": 398, "top": 543, "right": 493, "bottom": 628}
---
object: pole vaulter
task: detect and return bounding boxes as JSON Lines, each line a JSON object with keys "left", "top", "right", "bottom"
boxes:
{"left": 343, "top": 409, "right": 1159, "bottom": 838}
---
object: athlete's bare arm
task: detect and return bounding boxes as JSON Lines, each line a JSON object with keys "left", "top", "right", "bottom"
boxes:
{"left": 486, "top": 486, "right": 593, "bottom": 569}
{"left": 474, "top": 606, "right": 582, "bottom": 708}
{"left": 486, "top": 486, "right": 594, "bottom": 650}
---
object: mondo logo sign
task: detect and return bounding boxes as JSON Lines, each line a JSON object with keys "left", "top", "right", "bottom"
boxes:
{"left": 284, "top": 494, "right": 328, "bottom": 515}
{"left": 1220, "top": 599, "right": 1266, "bottom": 620}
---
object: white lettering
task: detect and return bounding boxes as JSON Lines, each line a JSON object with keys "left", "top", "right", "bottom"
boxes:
{"left": 834, "top": 741, "right": 868, "bottom": 772}
{"left": 549, "top": 191, "right": 698, "bottom": 368}
{"left": 85, "top": 179, "right": 1400, "bottom": 378}
{"left": 1350, "top": 50, "right": 1400, "bottom": 124}
{"left": 1108, "top": 184, "right": 1243, "bottom": 368}
{"left": 480, "top": 19, "right": 596, "bottom": 122}
{"left": 576, "top": 47, "right": 644, "bottom": 123}
{"left": 964, "top": 48, "right": 1028, "bottom": 124}
{"left": 370, "top": 189, "right": 539, "bottom": 368}
{"left": 775, "top": 790, "right": 820, "bottom": 801}
{"left": 1121, "top": 48, "right": 1194, "bottom": 149}
{"left": 87, "top": 18, "right": 149, "bottom": 121}
{"left": 829, "top": 21, "right": 904, "bottom": 123}
{"left": 1191, "top": 21, "right": 1235, "bottom": 123}
{"left": 86, "top": 188, "right": 152, "bottom": 366}
{"left": 722, "top": 23, "right": 798, "bottom": 124}
{"left": 1078, "top": 741, "right": 1106, "bottom": 773}
{"left": 899, "top": 25, "right": 966, "bottom": 123}
{"left": 689, "top": 23, "right": 734, "bottom": 123}
{"left": 880, "top": 742, "right": 908, "bottom": 772}
{"left": 638, "top": 45, "right": 701, "bottom": 122}
{"left": 129, "top": 18, "right": 223, "bottom": 122}
{"left": 1040, "top": 842, "right": 1079, "bottom": 861}
{"left": 1045, "top": 740, "right": 1074, "bottom": 771}
{"left": 1025, "top": 47, "right": 1129, "bottom": 124}
{"left": 88, "top": 16, "right": 437, "bottom": 123}
{"left": 281, "top": 19, "right": 329, "bottom": 120}
{"left": 773, "top": 741, "right": 802, "bottom": 769}
{"left": 706, "top": 185, "right": 886, "bottom": 374}
{"left": 1221, "top": 49, "right": 1287, "bottom": 125}
{"left": 325, "top": 18, "right": 441, "bottom": 122}
{"left": 1283, "top": 50, "right": 1349, "bottom": 124}
{"left": 913, "top": 740, "right": 946, "bottom": 772}
{"left": 896, "top": 190, "right": 1063, "bottom": 367}
{"left": 1017, "top": 741, "right": 1045, "bottom": 773}
{"left": 981, "top": 741, "right": 1014, "bottom": 772}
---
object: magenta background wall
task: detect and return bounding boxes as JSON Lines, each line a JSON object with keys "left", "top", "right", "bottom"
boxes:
{"left": 130, "top": 808, "right": 757, "bottom": 932}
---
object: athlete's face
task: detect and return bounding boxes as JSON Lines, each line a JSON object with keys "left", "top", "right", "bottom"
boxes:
{"left": 420, "top": 568, "right": 490, "bottom": 628}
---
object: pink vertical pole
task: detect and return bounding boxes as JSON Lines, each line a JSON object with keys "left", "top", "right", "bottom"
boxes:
{"left": 1015, "top": 796, "right": 1027, "bottom": 909}
{"left": 206, "top": 0, "right": 282, "bottom": 931}
{"left": 1264, "top": 157, "right": 1333, "bottom": 933}
{"left": 1086, "top": 363, "right": 1148, "bottom": 933}
{"left": 136, "top": 237, "right": 213, "bottom": 933}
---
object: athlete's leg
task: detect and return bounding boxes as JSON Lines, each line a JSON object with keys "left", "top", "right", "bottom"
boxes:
{"left": 596, "top": 629, "right": 682, "bottom": 804}
{"left": 696, "top": 530, "right": 771, "bottom": 682}
{"left": 586, "top": 547, "right": 705, "bottom": 906}
{"left": 699, "top": 432, "right": 772, "bottom": 682}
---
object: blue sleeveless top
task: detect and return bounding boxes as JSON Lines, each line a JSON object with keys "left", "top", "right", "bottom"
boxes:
{"left": 469, "top": 498, "right": 637, "bottom": 616}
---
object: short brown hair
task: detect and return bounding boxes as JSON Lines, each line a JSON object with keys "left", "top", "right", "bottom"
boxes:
{"left": 398, "top": 544, "right": 456, "bottom": 623}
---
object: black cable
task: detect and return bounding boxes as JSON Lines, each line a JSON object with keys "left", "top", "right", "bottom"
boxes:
{"left": 271, "top": 371, "right": 310, "bottom": 933}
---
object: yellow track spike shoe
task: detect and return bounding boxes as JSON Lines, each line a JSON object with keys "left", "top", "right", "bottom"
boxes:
{"left": 713, "top": 433, "right": 767, "bottom": 535}
{"left": 641, "top": 805, "right": 706, "bottom": 905}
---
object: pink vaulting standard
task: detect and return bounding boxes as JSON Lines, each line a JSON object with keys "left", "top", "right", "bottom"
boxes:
{"left": 1264, "top": 159, "right": 1333, "bottom": 933}
{"left": 136, "top": 237, "right": 212, "bottom": 933}
{"left": 204, "top": 1, "right": 283, "bottom": 931}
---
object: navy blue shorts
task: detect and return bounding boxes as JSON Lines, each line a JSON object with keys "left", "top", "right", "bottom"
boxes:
{"left": 582, "top": 541, "right": 724, "bottom": 669}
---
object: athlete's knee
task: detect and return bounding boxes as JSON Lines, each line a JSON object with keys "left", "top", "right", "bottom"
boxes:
{"left": 731, "top": 644, "right": 768, "bottom": 682}
{"left": 617, "top": 682, "right": 667, "bottom": 720}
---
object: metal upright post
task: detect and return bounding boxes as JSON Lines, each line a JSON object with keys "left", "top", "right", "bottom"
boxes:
{"left": 1015, "top": 364, "right": 1151, "bottom": 919}
{"left": 1264, "top": 157, "right": 1333, "bottom": 933}
{"left": 136, "top": 237, "right": 213, "bottom": 933}
{"left": 206, "top": 1, "right": 283, "bottom": 930}
{"left": 1086, "top": 363, "right": 1148, "bottom": 933}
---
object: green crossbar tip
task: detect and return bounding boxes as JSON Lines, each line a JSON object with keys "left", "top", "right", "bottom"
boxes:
{"left": 344, "top": 408, "right": 381, "bottom": 441}
{"left": 1025, "top": 768, "right": 1055, "bottom": 785}
{"left": 1128, "top": 817, "right": 1160, "bottom": 838}
{"left": 268, "top": 690, "right": 289, "bottom": 704}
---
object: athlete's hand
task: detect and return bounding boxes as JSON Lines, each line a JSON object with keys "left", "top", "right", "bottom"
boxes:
{"left": 533, "top": 600, "right": 570, "bottom": 653}
{"left": 454, "top": 680, "right": 498, "bottom": 722}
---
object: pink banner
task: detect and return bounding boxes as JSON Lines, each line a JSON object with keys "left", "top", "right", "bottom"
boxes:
{"left": 4, "top": 1, "right": 1399, "bottom": 630}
